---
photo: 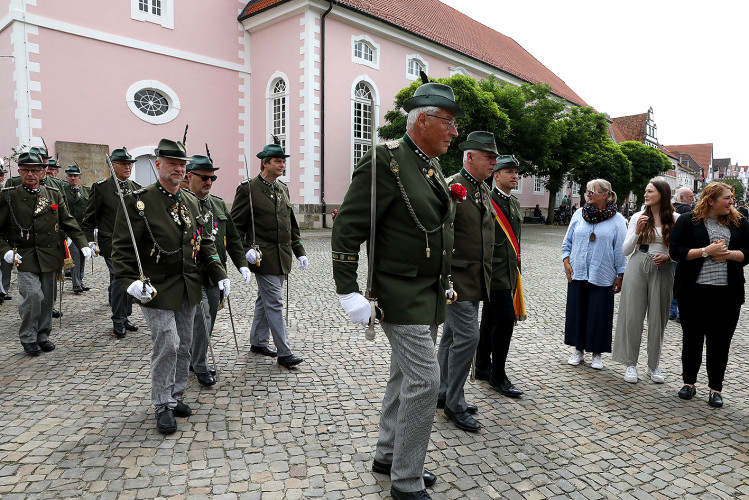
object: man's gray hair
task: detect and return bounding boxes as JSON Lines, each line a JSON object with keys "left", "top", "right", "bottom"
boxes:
{"left": 672, "top": 186, "right": 693, "bottom": 203}
{"left": 406, "top": 106, "right": 441, "bottom": 131}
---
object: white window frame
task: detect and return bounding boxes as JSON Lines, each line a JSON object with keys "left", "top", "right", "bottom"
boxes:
{"left": 266, "top": 72, "right": 290, "bottom": 182}
{"left": 449, "top": 66, "right": 469, "bottom": 77}
{"left": 126, "top": 80, "right": 180, "bottom": 125}
{"left": 534, "top": 175, "right": 545, "bottom": 194}
{"left": 131, "top": 0, "right": 174, "bottom": 29}
{"left": 350, "top": 77, "right": 379, "bottom": 175}
{"left": 405, "top": 54, "right": 428, "bottom": 80}
{"left": 351, "top": 35, "right": 380, "bottom": 70}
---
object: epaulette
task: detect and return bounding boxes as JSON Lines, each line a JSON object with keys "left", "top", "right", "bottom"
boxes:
{"left": 277, "top": 179, "right": 288, "bottom": 187}
{"left": 240, "top": 178, "right": 252, "bottom": 185}
{"left": 385, "top": 141, "right": 400, "bottom": 150}
{"left": 209, "top": 193, "right": 223, "bottom": 201}
{"left": 133, "top": 187, "right": 148, "bottom": 195}
{"left": 96, "top": 178, "right": 108, "bottom": 185}
{"left": 132, "top": 181, "right": 143, "bottom": 189}
{"left": 45, "top": 186, "right": 60, "bottom": 192}
{"left": 1, "top": 186, "right": 12, "bottom": 191}
{"left": 446, "top": 173, "right": 458, "bottom": 184}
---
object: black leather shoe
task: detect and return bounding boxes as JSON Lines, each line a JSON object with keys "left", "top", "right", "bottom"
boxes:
{"left": 444, "top": 407, "right": 481, "bottom": 432}
{"left": 278, "top": 355, "right": 303, "bottom": 368}
{"left": 189, "top": 365, "right": 216, "bottom": 375}
{"left": 372, "top": 460, "right": 436, "bottom": 487}
{"left": 38, "top": 340, "right": 55, "bottom": 352}
{"left": 124, "top": 321, "right": 138, "bottom": 332}
{"left": 391, "top": 486, "right": 432, "bottom": 499}
{"left": 113, "top": 325, "right": 126, "bottom": 338}
{"left": 196, "top": 372, "right": 216, "bottom": 386}
{"left": 22, "top": 342, "right": 41, "bottom": 356}
{"left": 173, "top": 401, "right": 192, "bottom": 417}
{"left": 678, "top": 385, "right": 696, "bottom": 400}
{"left": 156, "top": 409, "right": 177, "bottom": 434}
{"left": 436, "top": 398, "right": 477, "bottom": 414}
{"left": 474, "top": 369, "right": 491, "bottom": 380}
{"left": 250, "top": 344, "right": 278, "bottom": 357}
{"left": 81, "top": 286, "right": 91, "bottom": 291}
{"left": 73, "top": 287, "right": 83, "bottom": 294}
{"left": 491, "top": 377, "right": 523, "bottom": 398}
{"left": 52, "top": 309, "right": 62, "bottom": 318}
{"left": 2, "top": 294, "right": 11, "bottom": 300}
{"left": 436, "top": 397, "right": 445, "bottom": 409}
{"left": 708, "top": 391, "right": 723, "bottom": 408}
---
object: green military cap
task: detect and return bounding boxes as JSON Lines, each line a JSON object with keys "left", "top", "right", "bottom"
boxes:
{"left": 459, "top": 131, "right": 498, "bottom": 154}
{"left": 65, "top": 164, "right": 82, "bottom": 175}
{"left": 256, "top": 143, "right": 289, "bottom": 159}
{"left": 110, "top": 147, "right": 136, "bottom": 163}
{"left": 154, "top": 138, "right": 188, "bottom": 160}
{"left": 402, "top": 82, "right": 464, "bottom": 117}
{"left": 17, "top": 152, "right": 45, "bottom": 166}
{"left": 186, "top": 155, "right": 219, "bottom": 172}
{"left": 47, "top": 159, "right": 58, "bottom": 167}
{"left": 493, "top": 154, "right": 520, "bottom": 173}
{"left": 29, "top": 146, "right": 49, "bottom": 159}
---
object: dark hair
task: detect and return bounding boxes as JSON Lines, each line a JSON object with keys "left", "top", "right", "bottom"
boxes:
{"left": 638, "top": 178, "right": 675, "bottom": 247}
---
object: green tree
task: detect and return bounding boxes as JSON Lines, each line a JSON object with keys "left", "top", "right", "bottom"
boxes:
{"left": 2, "top": 144, "right": 27, "bottom": 176}
{"left": 618, "top": 141, "right": 672, "bottom": 207}
{"left": 717, "top": 178, "right": 745, "bottom": 201}
{"left": 575, "top": 140, "right": 632, "bottom": 206}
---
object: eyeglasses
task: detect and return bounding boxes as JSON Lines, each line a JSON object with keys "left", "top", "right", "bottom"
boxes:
{"left": 19, "top": 169, "right": 43, "bottom": 175}
{"left": 194, "top": 174, "right": 217, "bottom": 182}
{"left": 424, "top": 114, "right": 458, "bottom": 131}
{"left": 585, "top": 190, "right": 605, "bottom": 196}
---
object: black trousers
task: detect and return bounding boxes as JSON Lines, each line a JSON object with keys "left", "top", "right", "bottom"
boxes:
{"left": 477, "top": 289, "right": 515, "bottom": 381}
{"left": 679, "top": 285, "right": 740, "bottom": 392}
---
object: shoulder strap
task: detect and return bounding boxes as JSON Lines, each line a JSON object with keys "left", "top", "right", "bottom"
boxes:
{"left": 492, "top": 199, "right": 520, "bottom": 266}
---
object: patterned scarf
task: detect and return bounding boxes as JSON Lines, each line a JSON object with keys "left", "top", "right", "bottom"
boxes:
{"left": 581, "top": 202, "right": 617, "bottom": 224}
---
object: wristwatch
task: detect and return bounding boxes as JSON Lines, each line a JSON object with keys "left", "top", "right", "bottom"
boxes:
{"left": 701, "top": 248, "right": 708, "bottom": 258}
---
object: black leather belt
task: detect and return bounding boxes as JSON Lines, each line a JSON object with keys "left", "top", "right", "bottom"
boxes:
{"left": 639, "top": 244, "right": 649, "bottom": 253}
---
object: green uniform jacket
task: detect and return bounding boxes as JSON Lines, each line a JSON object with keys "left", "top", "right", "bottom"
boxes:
{"left": 332, "top": 136, "right": 456, "bottom": 325}
{"left": 0, "top": 185, "right": 88, "bottom": 273}
{"left": 82, "top": 176, "right": 141, "bottom": 258}
{"left": 111, "top": 184, "right": 227, "bottom": 311}
{"left": 489, "top": 189, "right": 522, "bottom": 290}
{"left": 230, "top": 175, "right": 305, "bottom": 276}
{"left": 62, "top": 184, "right": 91, "bottom": 225}
{"left": 447, "top": 169, "right": 494, "bottom": 302}
{"left": 191, "top": 192, "right": 246, "bottom": 286}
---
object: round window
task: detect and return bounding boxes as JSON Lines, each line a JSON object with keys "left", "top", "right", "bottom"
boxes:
{"left": 134, "top": 89, "right": 169, "bottom": 117}
{"left": 126, "top": 80, "right": 180, "bottom": 125}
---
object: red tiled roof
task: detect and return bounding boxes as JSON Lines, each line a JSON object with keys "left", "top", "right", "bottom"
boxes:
{"left": 662, "top": 143, "right": 713, "bottom": 174}
{"left": 239, "top": 0, "right": 589, "bottom": 107}
{"left": 610, "top": 113, "right": 646, "bottom": 143}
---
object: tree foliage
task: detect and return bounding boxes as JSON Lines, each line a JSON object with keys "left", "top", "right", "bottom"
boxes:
{"left": 618, "top": 141, "right": 672, "bottom": 206}
{"left": 575, "top": 141, "right": 632, "bottom": 204}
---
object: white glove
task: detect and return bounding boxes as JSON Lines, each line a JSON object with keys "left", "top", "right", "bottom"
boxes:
{"left": 66, "top": 237, "right": 72, "bottom": 247}
{"left": 245, "top": 248, "right": 258, "bottom": 264}
{"left": 127, "top": 280, "right": 154, "bottom": 302}
{"left": 88, "top": 242, "right": 98, "bottom": 253}
{"left": 298, "top": 255, "right": 309, "bottom": 270}
{"left": 445, "top": 289, "right": 455, "bottom": 300}
{"left": 338, "top": 292, "right": 371, "bottom": 325}
{"left": 93, "top": 228, "right": 98, "bottom": 239}
{"left": 239, "top": 267, "right": 252, "bottom": 285}
{"left": 3, "top": 250, "right": 20, "bottom": 265}
{"left": 218, "top": 278, "right": 231, "bottom": 297}
{"left": 81, "top": 246, "right": 93, "bottom": 261}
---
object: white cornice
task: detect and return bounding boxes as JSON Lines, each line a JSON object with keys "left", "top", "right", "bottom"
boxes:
{"left": 2, "top": 11, "right": 250, "bottom": 74}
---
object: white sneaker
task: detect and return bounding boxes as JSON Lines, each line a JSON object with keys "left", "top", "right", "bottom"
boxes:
{"left": 591, "top": 353, "right": 603, "bottom": 370}
{"left": 624, "top": 365, "right": 638, "bottom": 383}
{"left": 647, "top": 367, "right": 665, "bottom": 384}
{"left": 568, "top": 350, "right": 584, "bottom": 366}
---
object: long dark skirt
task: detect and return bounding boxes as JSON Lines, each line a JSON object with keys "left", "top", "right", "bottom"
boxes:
{"left": 564, "top": 280, "right": 614, "bottom": 353}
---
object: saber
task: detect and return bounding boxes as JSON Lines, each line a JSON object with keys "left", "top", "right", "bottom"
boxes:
{"left": 198, "top": 297, "right": 219, "bottom": 381}
{"left": 147, "top": 158, "right": 158, "bottom": 183}
{"left": 242, "top": 155, "right": 262, "bottom": 266}
{"left": 106, "top": 154, "right": 157, "bottom": 302}
{"left": 226, "top": 296, "right": 240, "bottom": 353}
{"left": 364, "top": 93, "right": 382, "bottom": 341}
{"left": 285, "top": 275, "right": 289, "bottom": 326}
{"left": 57, "top": 271, "right": 63, "bottom": 327}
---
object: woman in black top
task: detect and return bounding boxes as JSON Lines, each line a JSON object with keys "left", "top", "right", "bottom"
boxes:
{"left": 669, "top": 182, "right": 749, "bottom": 408}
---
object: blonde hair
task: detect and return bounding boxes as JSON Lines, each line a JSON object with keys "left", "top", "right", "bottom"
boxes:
{"left": 587, "top": 178, "right": 617, "bottom": 204}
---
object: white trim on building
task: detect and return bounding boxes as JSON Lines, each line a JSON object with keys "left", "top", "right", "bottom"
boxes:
{"left": 130, "top": 0, "right": 174, "bottom": 30}
{"left": 351, "top": 34, "right": 379, "bottom": 70}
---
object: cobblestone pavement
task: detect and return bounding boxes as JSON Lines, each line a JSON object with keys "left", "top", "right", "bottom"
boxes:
{"left": 1, "top": 224, "right": 748, "bottom": 500}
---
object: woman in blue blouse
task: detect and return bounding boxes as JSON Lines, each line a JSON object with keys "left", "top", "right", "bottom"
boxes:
{"left": 562, "top": 179, "right": 627, "bottom": 370}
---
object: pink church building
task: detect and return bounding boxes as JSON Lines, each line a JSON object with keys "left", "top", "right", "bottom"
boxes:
{"left": 1, "top": 0, "right": 589, "bottom": 226}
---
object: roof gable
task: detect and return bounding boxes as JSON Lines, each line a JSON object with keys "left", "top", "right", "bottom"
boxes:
{"left": 239, "top": 0, "right": 588, "bottom": 107}
{"left": 610, "top": 113, "right": 647, "bottom": 143}
{"left": 662, "top": 143, "right": 713, "bottom": 174}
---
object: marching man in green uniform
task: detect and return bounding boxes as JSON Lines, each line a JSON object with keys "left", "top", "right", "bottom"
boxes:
{"left": 82, "top": 148, "right": 141, "bottom": 338}
{"left": 230, "top": 141, "right": 307, "bottom": 368}
{"left": 0, "top": 163, "right": 9, "bottom": 303}
{"left": 476, "top": 155, "right": 524, "bottom": 397}
{"left": 437, "top": 131, "right": 497, "bottom": 433}
{"left": 332, "top": 82, "right": 461, "bottom": 500}
{"left": 63, "top": 164, "right": 91, "bottom": 293}
{"left": 112, "top": 139, "right": 229, "bottom": 435}
{"left": 185, "top": 154, "right": 251, "bottom": 386}
{"left": 0, "top": 152, "right": 93, "bottom": 355}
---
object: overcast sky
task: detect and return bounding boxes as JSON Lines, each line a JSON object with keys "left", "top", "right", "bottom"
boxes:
{"left": 440, "top": 0, "right": 748, "bottom": 167}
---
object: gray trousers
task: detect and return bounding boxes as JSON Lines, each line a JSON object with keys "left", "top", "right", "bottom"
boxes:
{"left": 105, "top": 257, "right": 133, "bottom": 327}
{"left": 69, "top": 241, "right": 84, "bottom": 289}
{"left": 1, "top": 259, "right": 11, "bottom": 293}
{"left": 250, "top": 273, "right": 292, "bottom": 357}
{"left": 190, "top": 285, "right": 220, "bottom": 374}
{"left": 375, "top": 322, "right": 439, "bottom": 493}
{"left": 17, "top": 271, "right": 55, "bottom": 344}
{"left": 437, "top": 301, "right": 480, "bottom": 413}
{"left": 140, "top": 297, "right": 196, "bottom": 413}
{"left": 612, "top": 251, "right": 674, "bottom": 370}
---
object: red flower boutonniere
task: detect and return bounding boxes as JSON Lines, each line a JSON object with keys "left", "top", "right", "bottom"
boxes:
{"left": 331, "top": 209, "right": 339, "bottom": 221}
{"left": 50, "top": 204, "right": 58, "bottom": 211}
{"left": 450, "top": 184, "right": 467, "bottom": 202}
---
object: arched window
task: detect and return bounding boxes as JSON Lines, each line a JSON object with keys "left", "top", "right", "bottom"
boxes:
{"left": 351, "top": 35, "right": 380, "bottom": 69}
{"left": 353, "top": 81, "right": 374, "bottom": 168}
{"left": 270, "top": 78, "right": 287, "bottom": 152}
{"left": 353, "top": 41, "right": 373, "bottom": 62}
{"left": 405, "top": 54, "right": 428, "bottom": 80}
